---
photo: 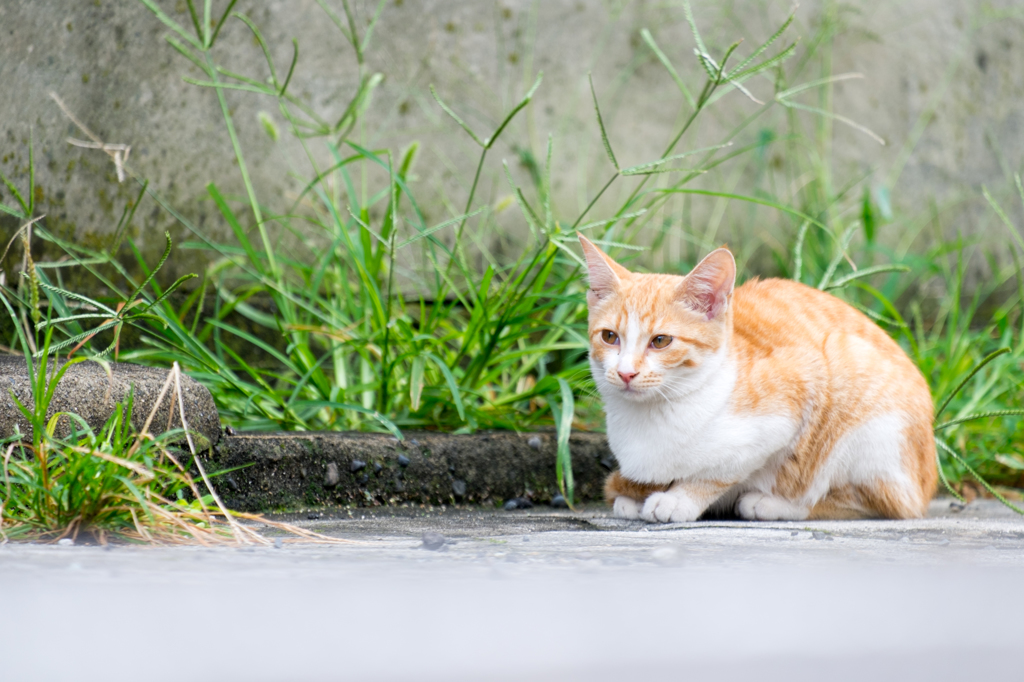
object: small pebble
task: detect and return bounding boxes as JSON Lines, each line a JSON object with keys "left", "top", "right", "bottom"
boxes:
{"left": 273, "top": 538, "right": 283, "bottom": 549}
{"left": 324, "top": 462, "right": 340, "bottom": 488}
{"left": 791, "top": 531, "right": 799, "bottom": 536}
{"left": 57, "top": 538, "right": 74, "bottom": 547}
{"left": 358, "top": 474, "right": 369, "bottom": 485}
{"left": 504, "top": 497, "right": 533, "bottom": 510}
{"left": 452, "top": 479, "right": 467, "bottom": 497}
{"left": 651, "top": 547, "right": 679, "bottom": 564}
{"left": 899, "top": 536, "right": 910, "bottom": 543}
{"left": 307, "top": 512, "right": 321, "bottom": 520}
{"left": 373, "top": 462, "right": 383, "bottom": 474}
{"left": 811, "top": 531, "right": 833, "bottom": 541}
{"left": 350, "top": 460, "right": 366, "bottom": 473}
{"left": 949, "top": 502, "right": 966, "bottom": 513}
{"left": 600, "top": 456, "right": 615, "bottom": 471}
{"left": 527, "top": 435, "right": 542, "bottom": 450}
{"left": 421, "top": 532, "right": 446, "bottom": 551}
{"left": 397, "top": 455, "right": 411, "bottom": 467}
{"left": 225, "top": 425, "right": 236, "bottom": 436}
{"left": 550, "top": 494, "right": 568, "bottom": 508}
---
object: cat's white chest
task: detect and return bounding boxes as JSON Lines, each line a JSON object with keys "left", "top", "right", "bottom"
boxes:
{"left": 603, "top": 357, "right": 798, "bottom": 484}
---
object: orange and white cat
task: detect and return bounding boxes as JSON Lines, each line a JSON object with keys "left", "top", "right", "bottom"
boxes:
{"left": 580, "top": 234, "right": 936, "bottom": 522}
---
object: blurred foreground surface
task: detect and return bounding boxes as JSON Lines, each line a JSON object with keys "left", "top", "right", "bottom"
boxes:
{"left": 3, "top": 498, "right": 1023, "bottom": 682}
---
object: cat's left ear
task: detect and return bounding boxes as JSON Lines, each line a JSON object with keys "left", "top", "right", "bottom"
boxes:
{"left": 678, "top": 248, "right": 736, "bottom": 320}
{"left": 578, "top": 233, "right": 630, "bottom": 304}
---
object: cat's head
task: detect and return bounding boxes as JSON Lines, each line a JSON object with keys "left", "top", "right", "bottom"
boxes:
{"left": 579, "top": 234, "right": 736, "bottom": 403}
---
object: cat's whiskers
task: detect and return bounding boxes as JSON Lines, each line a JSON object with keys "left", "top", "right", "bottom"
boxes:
{"left": 653, "top": 375, "right": 688, "bottom": 400}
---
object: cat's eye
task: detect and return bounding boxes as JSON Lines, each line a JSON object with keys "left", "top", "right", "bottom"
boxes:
{"left": 601, "top": 329, "right": 619, "bottom": 345}
{"left": 650, "top": 335, "right": 672, "bottom": 349}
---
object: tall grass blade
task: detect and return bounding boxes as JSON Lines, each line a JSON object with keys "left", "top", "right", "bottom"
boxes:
{"left": 934, "top": 409, "right": 1024, "bottom": 431}
{"left": 936, "top": 438, "right": 1024, "bottom": 514}
{"left": 551, "top": 377, "right": 575, "bottom": 506}
{"left": 589, "top": 73, "right": 619, "bottom": 171}
{"left": 429, "top": 85, "right": 485, "bottom": 147}
{"left": 640, "top": 29, "right": 695, "bottom": 109}
{"left": 935, "top": 348, "right": 1011, "bottom": 419}
{"left": 825, "top": 264, "right": 910, "bottom": 290}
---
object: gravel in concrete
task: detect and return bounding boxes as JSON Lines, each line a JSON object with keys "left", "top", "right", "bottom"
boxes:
{"left": 0, "top": 355, "right": 220, "bottom": 446}
{"left": 2, "top": 498, "right": 1022, "bottom": 681}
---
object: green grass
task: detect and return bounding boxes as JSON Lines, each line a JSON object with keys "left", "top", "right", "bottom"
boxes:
{"left": 0, "top": 0, "right": 1021, "bottom": 512}
{"left": 0, "top": 235, "right": 351, "bottom": 543}
{"left": 0, "top": 315, "right": 231, "bottom": 543}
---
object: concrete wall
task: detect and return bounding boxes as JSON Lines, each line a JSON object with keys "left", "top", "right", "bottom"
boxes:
{"left": 1, "top": 0, "right": 1022, "bottom": 280}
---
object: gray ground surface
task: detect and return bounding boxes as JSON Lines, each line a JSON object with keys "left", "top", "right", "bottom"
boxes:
{"left": 4, "top": 498, "right": 1024, "bottom": 682}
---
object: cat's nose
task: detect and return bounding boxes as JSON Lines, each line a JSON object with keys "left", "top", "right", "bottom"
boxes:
{"left": 618, "top": 370, "right": 638, "bottom": 385}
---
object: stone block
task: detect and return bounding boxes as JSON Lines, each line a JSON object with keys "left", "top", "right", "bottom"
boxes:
{"left": 0, "top": 355, "right": 220, "bottom": 448}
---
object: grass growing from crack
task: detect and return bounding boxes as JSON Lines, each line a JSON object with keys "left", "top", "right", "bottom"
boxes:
{"left": 1, "top": 1, "right": 1021, "bottom": 512}
{"left": 0, "top": 334, "right": 353, "bottom": 545}
{"left": 0, "top": 235, "right": 348, "bottom": 544}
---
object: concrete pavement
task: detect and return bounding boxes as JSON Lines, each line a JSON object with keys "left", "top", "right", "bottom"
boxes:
{"left": 3, "top": 498, "right": 1023, "bottom": 681}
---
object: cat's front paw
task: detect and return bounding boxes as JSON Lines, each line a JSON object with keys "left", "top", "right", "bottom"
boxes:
{"left": 640, "top": 491, "right": 701, "bottom": 523}
{"left": 612, "top": 496, "right": 641, "bottom": 519}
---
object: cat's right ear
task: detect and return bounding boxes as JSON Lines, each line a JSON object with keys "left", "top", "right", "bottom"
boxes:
{"left": 678, "top": 247, "right": 736, "bottom": 320}
{"left": 578, "top": 233, "right": 628, "bottom": 304}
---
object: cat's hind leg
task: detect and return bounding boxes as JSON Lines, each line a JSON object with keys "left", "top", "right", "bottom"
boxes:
{"left": 613, "top": 496, "right": 641, "bottom": 519}
{"left": 808, "top": 414, "right": 935, "bottom": 519}
{"left": 735, "top": 491, "right": 809, "bottom": 521}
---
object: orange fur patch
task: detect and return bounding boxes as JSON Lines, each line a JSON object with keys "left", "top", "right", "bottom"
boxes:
{"left": 604, "top": 470, "right": 668, "bottom": 505}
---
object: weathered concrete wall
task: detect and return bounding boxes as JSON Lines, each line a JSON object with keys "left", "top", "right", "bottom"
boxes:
{"left": 1, "top": 0, "right": 1022, "bottom": 280}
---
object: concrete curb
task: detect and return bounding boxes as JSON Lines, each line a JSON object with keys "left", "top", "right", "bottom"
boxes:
{"left": 0, "top": 357, "right": 613, "bottom": 512}
{"left": 211, "top": 430, "right": 615, "bottom": 512}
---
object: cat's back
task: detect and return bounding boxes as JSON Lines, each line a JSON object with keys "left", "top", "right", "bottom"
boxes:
{"left": 729, "top": 277, "right": 931, "bottom": 418}
{"left": 732, "top": 277, "right": 900, "bottom": 356}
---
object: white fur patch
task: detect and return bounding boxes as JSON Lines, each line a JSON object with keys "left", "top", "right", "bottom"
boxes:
{"left": 613, "top": 496, "right": 641, "bottom": 520}
{"left": 801, "top": 412, "right": 915, "bottom": 509}
{"left": 601, "top": 349, "right": 799, "bottom": 486}
{"left": 604, "top": 308, "right": 644, "bottom": 380}
{"left": 641, "top": 491, "right": 702, "bottom": 523}
{"left": 736, "top": 492, "right": 809, "bottom": 521}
